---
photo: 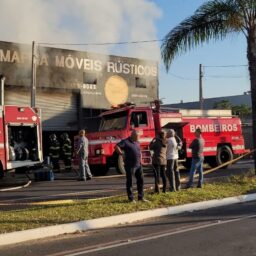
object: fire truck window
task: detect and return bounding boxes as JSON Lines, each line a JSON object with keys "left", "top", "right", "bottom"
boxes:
{"left": 99, "top": 111, "right": 128, "bottom": 131}
{"left": 130, "top": 112, "right": 148, "bottom": 128}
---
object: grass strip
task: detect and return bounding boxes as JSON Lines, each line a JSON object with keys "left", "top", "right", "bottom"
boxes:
{"left": 1, "top": 174, "right": 256, "bottom": 234}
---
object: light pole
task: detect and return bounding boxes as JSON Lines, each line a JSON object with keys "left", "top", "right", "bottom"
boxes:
{"left": 31, "top": 41, "right": 36, "bottom": 107}
{"left": 199, "top": 63, "right": 203, "bottom": 110}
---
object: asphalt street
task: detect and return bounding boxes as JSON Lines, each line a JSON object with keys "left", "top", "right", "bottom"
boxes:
{"left": 0, "top": 160, "right": 253, "bottom": 210}
{"left": 0, "top": 199, "right": 255, "bottom": 256}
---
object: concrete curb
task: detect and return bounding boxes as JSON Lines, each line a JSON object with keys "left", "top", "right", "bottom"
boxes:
{"left": 1, "top": 193, "right": 256, "bottom": 246}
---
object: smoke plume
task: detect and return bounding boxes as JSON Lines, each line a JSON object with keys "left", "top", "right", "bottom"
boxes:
{"left": 0, "top": 0, "right": 162, "bottom": 60}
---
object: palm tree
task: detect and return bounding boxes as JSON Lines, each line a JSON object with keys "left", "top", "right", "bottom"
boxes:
{"left": 161, "top": 0, "right": 256, "bottom": 172}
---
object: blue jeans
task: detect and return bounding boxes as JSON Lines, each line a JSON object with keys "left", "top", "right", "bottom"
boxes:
{"left": 125, "top": 165, "right": 144, "bottom": 201}
{"left": 188, "top": 158, "right": 204, "bottom": 187}
{"left": 79, "top": 157, "right": 92, "bottom": 179}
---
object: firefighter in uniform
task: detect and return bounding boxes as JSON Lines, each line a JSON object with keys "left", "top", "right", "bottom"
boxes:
{"left": 49, "top": 134, "right": 60, "bottom": 171}
{"left": 61, "top": 133, "right": 72, "bottom": 171}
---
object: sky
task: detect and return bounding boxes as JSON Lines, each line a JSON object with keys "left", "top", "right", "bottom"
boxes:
{"left": 0, "top": 0, "right": 250, "bottom": 105}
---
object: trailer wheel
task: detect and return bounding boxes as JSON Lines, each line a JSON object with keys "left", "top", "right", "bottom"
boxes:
{"left": 116, "top": 154, "right": 126, "bottom": 174}
{"left": 216, "top": 145, "right": 233, "bottom": 168}
{"left": 0, "top": 163, "right": 3, "bottom": 179}
{"left": 9, "top": 146, "right": 16, "bottom": 161}
{"left": 90, "top": 165, "right": 109, "bottom": 176}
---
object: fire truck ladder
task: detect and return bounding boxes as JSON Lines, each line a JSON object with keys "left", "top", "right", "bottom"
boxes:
{"left": 141, "top": 146, "right": 152, "bottom": 165}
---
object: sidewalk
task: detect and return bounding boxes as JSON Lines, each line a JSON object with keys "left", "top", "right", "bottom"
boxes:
{"left": 1, "top": 192, "right": 256, "bottom": 247}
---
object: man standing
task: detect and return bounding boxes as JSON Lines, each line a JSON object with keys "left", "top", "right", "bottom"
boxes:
{"left": 166, "top": 129, "right": 182, "bottom": 192}
{"left": 149, "top": 130, "right": 167, "bottom": 193}
{"left": 75, "top": 129, "right": 92, "bottom": 181}
{"left": 115, "top": 130, "right": 148, "bottom": 203}
{"left": 186, "top": 128, "right": 205, "bottom": 188}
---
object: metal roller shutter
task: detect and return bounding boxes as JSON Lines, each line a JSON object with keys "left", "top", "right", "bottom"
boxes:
{"left": 5, "top": 88, "right": 79, "bottom": 131}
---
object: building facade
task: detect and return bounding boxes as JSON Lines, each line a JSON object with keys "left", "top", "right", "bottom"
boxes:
{"left": 0, "top": 40, "right": 159, "bottom": 133}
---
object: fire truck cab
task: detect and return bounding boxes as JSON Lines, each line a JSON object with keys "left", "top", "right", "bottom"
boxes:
{"left": 86, "top": 101, "right": 247, "bottom": 175}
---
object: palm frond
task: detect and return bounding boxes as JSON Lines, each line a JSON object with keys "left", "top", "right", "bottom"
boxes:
{"left": 161, "top": 0, "right": 244, "bottom": 71}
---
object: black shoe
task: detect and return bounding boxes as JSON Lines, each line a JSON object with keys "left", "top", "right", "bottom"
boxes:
{"left": 197, "top": 184, "right": 202, "bottom": 188}
{"left": 77, "top": 178, "right": 86, "bottom": 181}
{"left": 86, "top": 176, "right": 92, "bottom": 180}
{"left": 185, "top": 184, "right": 193, "bottom": 189}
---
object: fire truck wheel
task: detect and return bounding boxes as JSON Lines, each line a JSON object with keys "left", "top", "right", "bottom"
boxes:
{"left": 206, "top": 156, "right": 218, "bottom": 168}
{"left": 216, "top": 145, "right": 233, "bottom": 168}
{"left": 116, "top": 154, "right": 126, "bottom": 174}
{"left": 90, "top": 165, "right": 109, "bottom": 176}
{"left": 182, "top": 158, "right": 191, "bottom": 170}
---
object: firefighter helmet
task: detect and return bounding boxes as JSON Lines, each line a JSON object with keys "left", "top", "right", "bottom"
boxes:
{"left": 49, "top": 134, "right": 57, "bottom": 141}
{"left": 61, "top": 133, "right": 69, "bottom": 140}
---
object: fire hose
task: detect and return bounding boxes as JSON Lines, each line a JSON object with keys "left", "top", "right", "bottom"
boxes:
{"left": 192, "top": 149, "right": 255, "bottom": 179}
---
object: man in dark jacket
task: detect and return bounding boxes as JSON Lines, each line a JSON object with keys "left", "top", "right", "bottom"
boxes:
{"left": 149, "top": 130, "right": 167, "bottom": 193}
{"left": 186, "top": 128, "right": 205, "bottom": 188}
{"left": 115, "top": 130, "right": 148, "bottom": 203}
{"left": 61, "top": 133, "right": 72, "bottom": 171}
{"left": 49, "top": 134, "right": 60, "bottom": 171}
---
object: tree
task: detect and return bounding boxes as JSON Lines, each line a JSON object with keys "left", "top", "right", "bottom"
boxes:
{"left": 231, "top": 104, "right": 252, "bottom": 117}
{"left": 213, "top": 99, "right": 232, "bottom": 109}
{"left": 161, "top": 0, "right": 256, "bottom": 172}
{"left": 213, "top": 99, "right": 252, "bottom": 117}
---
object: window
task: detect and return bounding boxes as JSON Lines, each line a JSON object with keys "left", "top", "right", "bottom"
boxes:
{"left": 130, "top": 111, "right": 148, "bottom": 128}
{"left": 135, "top": 77, "right": 147, "bottom": 88}
{"left": 83, "top": 72, "right": 97, "bottom": 84}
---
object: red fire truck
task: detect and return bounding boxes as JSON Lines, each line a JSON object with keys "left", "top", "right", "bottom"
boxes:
{"left": 86, "top": 101, "right": 247, "bottom": 175}
{"left": 0, "top": 78, "right": 43, "bottom": 179}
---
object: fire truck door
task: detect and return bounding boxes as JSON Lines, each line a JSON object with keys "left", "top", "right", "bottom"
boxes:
{"left": 129, "top": 111, "right": 154, "bottom": 143}
{"left": 162, "top": 122, "right": 188, "bottom": 139}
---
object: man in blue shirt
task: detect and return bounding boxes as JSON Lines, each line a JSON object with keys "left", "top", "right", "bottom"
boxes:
{"left": 115, "top": 130, "right": 148, "bottom": 203}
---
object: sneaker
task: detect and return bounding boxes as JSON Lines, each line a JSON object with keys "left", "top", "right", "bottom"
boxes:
{"left": 86, "top": 176, "right": 92, "bottom": 180}
{"left": 129, "top": 199, "right": 136, "bottom": 203}
{"left": 138, "top": 198, "right": 150, "bottom": 203}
